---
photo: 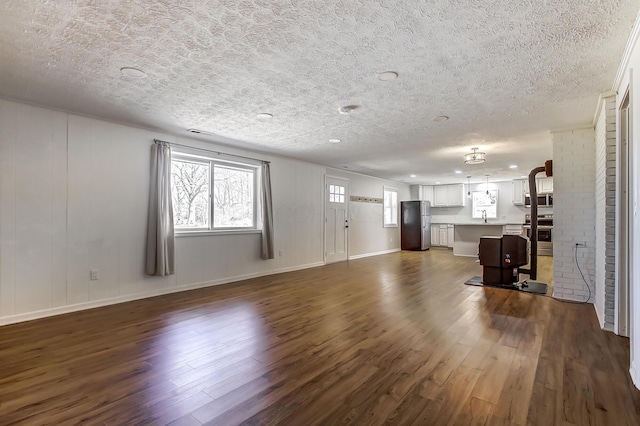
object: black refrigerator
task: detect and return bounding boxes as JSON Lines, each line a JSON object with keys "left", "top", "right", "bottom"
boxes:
{"left": 401, "top": 201, "right": 431, "bottom": 250}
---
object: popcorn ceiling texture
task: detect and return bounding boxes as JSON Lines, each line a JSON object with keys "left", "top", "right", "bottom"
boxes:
{"left": 0, "top": 0, "right": 636, "bottom": 182}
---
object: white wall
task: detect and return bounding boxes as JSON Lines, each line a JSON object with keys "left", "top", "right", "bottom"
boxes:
{"left": 0, "top": 99, "right": 407, "bottom": 325}
{"left": 430, "top": 181, "right": 529, "bottom": 224}
{"left": 328, "top": 169, "right": 410, "bottom": 259}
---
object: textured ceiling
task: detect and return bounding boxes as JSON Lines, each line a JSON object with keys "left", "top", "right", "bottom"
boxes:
{"left": 0, "top": 0, "right": 636, "bottom": 184}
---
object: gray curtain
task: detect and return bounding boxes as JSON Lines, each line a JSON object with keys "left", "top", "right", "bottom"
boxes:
{"left": 146, "top": 141, "right": 175, "bottom": 275}
{"left": 261, "top": 162, "right": 275, "bottom": 260}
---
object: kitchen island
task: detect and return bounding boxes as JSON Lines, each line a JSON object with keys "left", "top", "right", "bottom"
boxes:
{"left": 431, "top": 222, "right": 524, "bottom": 257}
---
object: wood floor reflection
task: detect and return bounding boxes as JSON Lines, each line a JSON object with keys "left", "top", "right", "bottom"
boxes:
{"left": 0, "top": 250, "right": 638, "bottom": 425}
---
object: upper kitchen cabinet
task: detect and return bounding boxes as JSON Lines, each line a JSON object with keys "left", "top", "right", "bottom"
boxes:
{"left": 537, "top": 177, "right": 553, "bottom": 193}
{"left": 512, "top": 179, "right": 526, "bottom": 205}
{"left": 433, "top": 184, "right": 465, "bottom": 207}
{"left": 410, "top": 185, "right": 435, "bottom": 204}
{"left": 522, "top": 177, "right": 554, "bottom": 195}
{"left": 421, "top": 185, "right": 434, "bottom": 205}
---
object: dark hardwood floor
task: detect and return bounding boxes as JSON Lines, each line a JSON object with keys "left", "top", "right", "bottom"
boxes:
{"left": 1, "top": 250, "right": 639, "bottom": 425}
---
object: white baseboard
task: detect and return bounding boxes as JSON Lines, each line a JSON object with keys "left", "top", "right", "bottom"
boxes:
{"left": 631, "top": 362, "right": 640, "bottom": 390}
{"left": 349, "top": 248, "right": 400, "bottom": 260}
{"left": 0, "top": 261, "right": 325, "bottom": 326}
{"left": 594, "top": 304, "right": 606, "bottom": 330}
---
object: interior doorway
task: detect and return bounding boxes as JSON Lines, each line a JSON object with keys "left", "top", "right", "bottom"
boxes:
{"left": 324, "top": 176, "right": 349, "bottom": 263}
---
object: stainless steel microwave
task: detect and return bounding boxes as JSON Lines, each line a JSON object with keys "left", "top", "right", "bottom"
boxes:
{"left": 525, "top": 194, "right": 553, "bottom": 207}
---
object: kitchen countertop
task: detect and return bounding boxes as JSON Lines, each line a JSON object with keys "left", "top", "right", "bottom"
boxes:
{"left": 431, "top": 222, "right": 524, "bottom": 226}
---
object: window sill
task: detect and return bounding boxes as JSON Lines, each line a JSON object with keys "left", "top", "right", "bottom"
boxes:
{"left": 175, "top": 229, "right": 262, "bottom": 237}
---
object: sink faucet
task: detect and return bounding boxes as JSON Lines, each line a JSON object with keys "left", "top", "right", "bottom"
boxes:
{"left": 482, "top": 210, "right": 487, "bottom": 223}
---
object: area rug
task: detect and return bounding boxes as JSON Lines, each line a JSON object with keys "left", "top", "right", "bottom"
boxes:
{"left": 464, "top": 276, "right": 548, "bottom": 295}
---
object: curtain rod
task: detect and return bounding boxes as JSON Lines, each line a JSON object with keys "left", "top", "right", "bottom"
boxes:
{"left": 154, "top": 139, "right": 270, "bottom": 164}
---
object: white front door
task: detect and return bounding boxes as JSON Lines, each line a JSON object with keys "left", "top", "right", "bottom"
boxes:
{"left": 325, "top": 176, "right": 349, "bottom": 263}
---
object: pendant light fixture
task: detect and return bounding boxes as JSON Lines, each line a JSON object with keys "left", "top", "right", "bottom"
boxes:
{"left": 467, "top": 175, "right": 472, "bottom": 199}
{"left": 464, "top": 147, "right": 486, "bottom": 164}
{"left": 485, "top": 174, "right": 490, "bottom": 195}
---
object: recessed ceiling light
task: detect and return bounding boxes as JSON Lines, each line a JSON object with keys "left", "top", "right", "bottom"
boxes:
{"left": 328, "top": 138, "right": 341, "bottom": 143}
{"left": 436, "top": 182, "right": 441, "bottom": 184}
{"left": 433, "top": 115, "right": 449, "bottom": 122}
{"left": 120, "top": 67, "right": 146, "bottom": 78}
{"left": 521, "top": 175, "right": 528, "bottom": 178}
{"left": 509, "top": 165, "right": 518, "bottom": 169}
{"left": 256, "top": 113, "right": 273, "bottom": 119}
{"left": 454, "top": 170, "right": 462, "bottom": 174}
{"left": 410, "top": 174, "right": 417, "bottom": 178}
{"left": 377, "top": 71, "right": 398, "bottom": 81}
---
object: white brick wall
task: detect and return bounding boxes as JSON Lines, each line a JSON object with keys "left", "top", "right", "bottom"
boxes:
{"left": 552, "top": 128, "right": 596, "bottom": 302}
{"left": 595, "top": 105, "right": 606, "bottom": 323}
{"left": 594, "top": 95, "right": 617, "bottom": 330}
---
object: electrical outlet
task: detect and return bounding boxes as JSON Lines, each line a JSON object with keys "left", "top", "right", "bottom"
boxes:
{"left": 575, "top": 242, "right": 586, "bottom": 248}
{"left": 278, "top": 250, "right": 282, "bottom": 257}
{"left": 90, "top": 269, "right": 100, "bottom": 280}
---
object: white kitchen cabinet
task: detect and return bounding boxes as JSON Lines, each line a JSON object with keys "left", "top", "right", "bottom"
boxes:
{"left": 447, "top": 224, "right": 454, "bottom": 248}
{"left": 411, "top": 185, "right": 435, "bottom": 205}
{"left": 447, "top": 184, "right": 465, "bottom": 206}
{"left": 439, "top": 225, "right": 448, "bottom": 247}
{"left": 431, "top": 224, "right": 439, "bottom": 246}
{"left": 432, "top": 184, "right": 465, "bottom": 207}
{"left": 537, "top": 177, "right": 553, "bottom": 193}
{"left": 433, "top": 186, "right": 449, "bottom": 207}
{"left": 421, "top": 185, "right": 434, "bottom": 205}
{"left": 512, "top": 179, "right": 526, "bottom": 205}
{"left": 503, "top": 224, "right": 523, "bottom": 235}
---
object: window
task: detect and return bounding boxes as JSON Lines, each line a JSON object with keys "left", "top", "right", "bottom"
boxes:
{"left": 171, "top": 154, "right": 257, "bottom": 231}
{"left": 472, "top": 190, "right": 498, "bottom": 219}
{"left": 383, "top": 187, "right": 398, "bottom": 227}
{"left": 329, "top": 184, "right": 345, "bottom": 203}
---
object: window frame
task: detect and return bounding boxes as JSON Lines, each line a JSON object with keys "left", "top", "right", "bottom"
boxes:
{"left": 383, "top": 186, "right": 399, "bottom": 228}
{"left": 471, "top": 190, "right": 498, "bottom": 219}
{"left": 171, "top": 152, "right": 259, "bottom": 235}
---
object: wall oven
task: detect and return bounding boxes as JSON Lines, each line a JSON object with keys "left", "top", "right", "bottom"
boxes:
{"left": 523, "top": 214, "right": 553, "bottom": 256}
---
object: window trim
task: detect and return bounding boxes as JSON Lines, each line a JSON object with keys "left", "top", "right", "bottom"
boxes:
{"left": 471, "top": 190, "right": 498, "bottom": 219}
{"left": 383, "top": 186, "right": 399, "bottom": 228}
{"left": 172, "top": 152, "right": 259, "bottom": 233}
